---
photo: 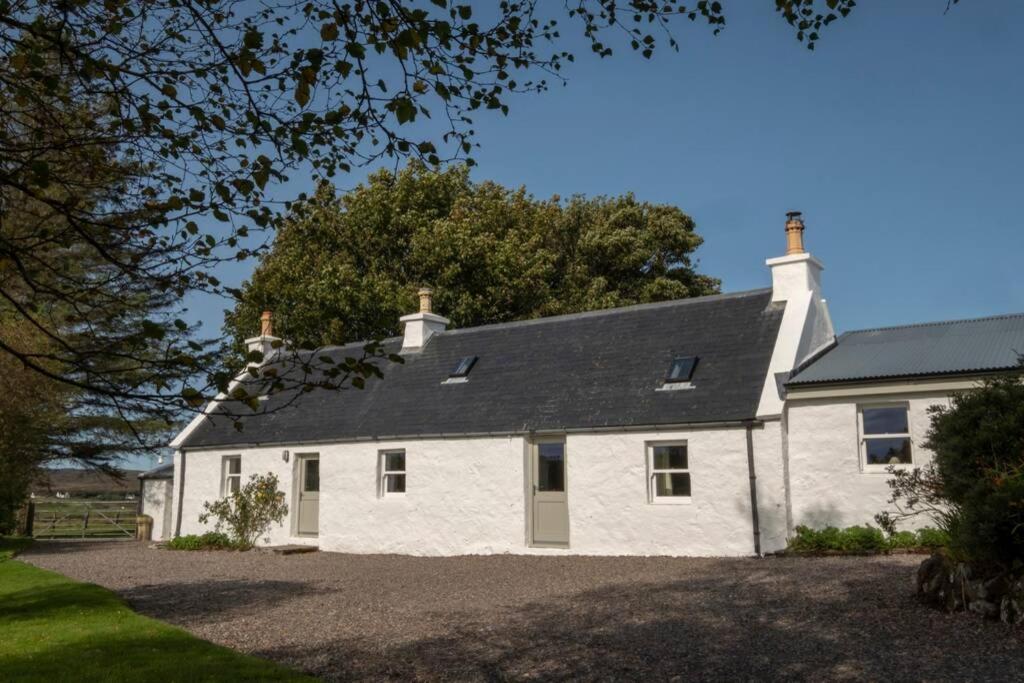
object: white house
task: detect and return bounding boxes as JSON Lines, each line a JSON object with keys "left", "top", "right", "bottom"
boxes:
{"left": 163, "top": 213, "right": 1024, "bottom": 556}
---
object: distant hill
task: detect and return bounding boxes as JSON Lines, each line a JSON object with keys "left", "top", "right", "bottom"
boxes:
{"left": 34, "top": 469, "right": 146, "bottom": 498}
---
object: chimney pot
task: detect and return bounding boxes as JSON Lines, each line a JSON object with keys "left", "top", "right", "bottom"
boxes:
{"left": 785, "top": 211, "right": 805, "bottom": 255}
{"left": 417, "top": 287, "right": 433, "bottom": 314}
{"left": 260, "top": 310, "right": 273, "bottom": 337}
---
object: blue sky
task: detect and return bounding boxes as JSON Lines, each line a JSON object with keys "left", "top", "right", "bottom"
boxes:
{"left": 137, "top": 2, "right": 1020, "bottom": 470}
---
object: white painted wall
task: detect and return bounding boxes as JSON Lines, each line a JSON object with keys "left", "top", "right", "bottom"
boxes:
{"left": 786, "top": 392, "right": 952, "bottom": 531}
{"left": 174, "top": 445, "right": 315, "bottom": 546}
{"left": 174, "top": 424, "right": 786, "bottom": 557}
{"left": 140, "top": 478, "right": 173, "bottom": 541}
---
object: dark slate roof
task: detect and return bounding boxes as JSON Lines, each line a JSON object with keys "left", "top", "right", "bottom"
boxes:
{"left": 139, "top": 463, "right": 174, "bottom": 480}
{"left": 181, "top": 289, "right": 785, "bottom": 449}
{"left": 788, "top": 313, "right": 1024, "bottom": 386}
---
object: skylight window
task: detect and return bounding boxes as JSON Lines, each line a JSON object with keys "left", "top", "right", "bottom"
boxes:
{"left": 665, "top": 356, "right": 698, "bottom": 383}
{"left": 449, "top": 355, "right": 478, "bottom": 378}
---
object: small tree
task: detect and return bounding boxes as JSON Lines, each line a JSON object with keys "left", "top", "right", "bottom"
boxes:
{"left": 876, "top": 367, "right": 1024, "bottom": 568}
{"left": 199, "top": 473, "right": 288, "bottom": 550}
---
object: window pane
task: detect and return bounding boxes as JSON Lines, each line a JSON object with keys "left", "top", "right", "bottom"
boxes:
{"left": 304, "top": 459, "right": 319, "bottom": 492}
{"left": 228, "top": 457, "right": 241, "bottom": 474}
{"left": 537, "top": 442, "right": 565, "bottom": 492}
{"left": 865, "top": 437, "right": 912, "bottom": 465}
{"left": 655, "top": 472, "right": 691, "bottom": 497}
{"left": 385, "top": 473, "right": 406, "bottom": 493}
{"left": 863, "top": 407, "right": 909, "bottom": 435}
{"left": 228, "top": 476, "right": 240, "bottom": 494}
{"left": 385, "top": 452, "right": 405, "bottom": 472}
{"left": 653, "top": 445, "right": 687, "bottom": 471}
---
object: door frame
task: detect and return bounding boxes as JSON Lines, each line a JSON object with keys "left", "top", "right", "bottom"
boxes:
{"left": 526, "top": 435, "right": 570, "bottom": 548}
{"left": 293, "top": 452, "right": 320, "bottom": 538}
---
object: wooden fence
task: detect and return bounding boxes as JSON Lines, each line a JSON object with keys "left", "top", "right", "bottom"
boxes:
{"left": 25, "top": 499, "right": 141, "bottom": 539}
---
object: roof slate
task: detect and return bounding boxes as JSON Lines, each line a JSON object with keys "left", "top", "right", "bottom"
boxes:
{"left": 788, "top": 313, "right": 1024, "bottom": 386}
{"left": 181, "top": 289, "right": 785, "bottom": 449}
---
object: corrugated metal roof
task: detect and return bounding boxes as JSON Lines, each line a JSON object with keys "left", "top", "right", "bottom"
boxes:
{"left": 788, "top": 313, "right": 1024, "bottom": 386}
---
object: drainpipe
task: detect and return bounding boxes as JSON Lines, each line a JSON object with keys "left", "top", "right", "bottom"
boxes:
{"left": 174, "top": 450, "right": 187, "bottom": 538}
{"left": 745, "top": 422, "right": 762, "bottom": 556}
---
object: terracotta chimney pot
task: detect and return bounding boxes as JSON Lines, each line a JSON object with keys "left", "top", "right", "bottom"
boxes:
{"left": 785, "top": 211, "right": 806, "bottom": 255}
{"left": 418, "top": 287, "right": 433, "bottom": 314}
{"left": 260, "top": 310, "right": 273, "bottom": 337}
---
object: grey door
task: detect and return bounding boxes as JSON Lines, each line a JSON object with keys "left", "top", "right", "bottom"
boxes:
{"left": 296, "top": 455, "right": 319, "bottom": 536}
{"left": 531, "top": 439, "right": 569, "bottom": 546}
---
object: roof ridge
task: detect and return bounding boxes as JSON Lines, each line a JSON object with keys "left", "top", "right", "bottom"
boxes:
{"left": 439, "top": 288, "right": 774, "bottom": 337}
{"left": 846, "top": 311, "right": 1024, "bottom": 336}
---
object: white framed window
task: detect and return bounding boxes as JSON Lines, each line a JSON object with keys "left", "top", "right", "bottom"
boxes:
{"left": 222, "top": 456, "right": 241, "bottom": 496}
{"left": 646, "top": 442, "right": 691, "bottom": 504}
{"left": 858, "top": 404, "right": 913, "bottom": 472}
{"left": 379, "top": 450, "right": 406, "bottom": 497}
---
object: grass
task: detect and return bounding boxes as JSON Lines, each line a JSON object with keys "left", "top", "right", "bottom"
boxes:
{"left": 0, "top": 538, "right": 312, "bottom": 682}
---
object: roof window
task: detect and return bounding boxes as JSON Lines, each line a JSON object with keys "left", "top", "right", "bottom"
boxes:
{"left": 448, "top": 355, "right": 478, "bottom": 379}
{"left": 665, "top": 356, "right": 698, "bottom": 383}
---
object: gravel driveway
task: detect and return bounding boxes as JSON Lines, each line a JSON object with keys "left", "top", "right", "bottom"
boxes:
{"left": 20, "top": 542, "right": 1024, "bottom": 681}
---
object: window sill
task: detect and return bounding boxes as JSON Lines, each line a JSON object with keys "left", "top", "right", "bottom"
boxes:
{"left": 649, "top": 497, "right": 693, "bottom": 505}
{"left": 861, "top": 464, "right": 913, "bottom": 474}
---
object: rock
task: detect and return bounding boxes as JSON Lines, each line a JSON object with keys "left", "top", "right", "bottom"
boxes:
{"left": 916, "top": 553, "right": 949, "bottom": 602}
{"left": 965, "top": 579, "right": 988, "bottom": 602}
{"left": 969, "top": 599, "right": 999, "bottom": 620}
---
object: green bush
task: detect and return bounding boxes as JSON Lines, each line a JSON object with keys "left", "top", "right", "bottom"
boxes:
{"left": 165, "top": 532, "right": 237, "bottom": 551}
{"left": 198, "top": 473, "right": 288, "bottom": 550}
{"left": 836, "top": 525, "right": 887, "bottom": 552}
{"left": 787, "top": 524, "right": 946, "bottom": 553}
{"left": 915, "top": 527, "right": 950, "bottom": 548}
{"left": 887, "top": 530, "right": 919, "bottom": 549}
{"left": 877, "top": 370, "right": 1024, "bottom": 568}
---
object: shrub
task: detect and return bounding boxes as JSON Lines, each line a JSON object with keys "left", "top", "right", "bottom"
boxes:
{"left": 915, "top": 527, "right": 950, "bottom": 549}
{"left": 198, "top": 473, "right": 287, "bottom": 550}
{"left": 166, "top": 532, "right": 237, "bottom": 551}
{"left": 876, "top": 369, "right": 1024, "bottom": 568}
{"left": 787, "top": 524, "right": 942, "bottom": 553}
{"left": 887, "top": 530, "right": 918, "bottom": 549}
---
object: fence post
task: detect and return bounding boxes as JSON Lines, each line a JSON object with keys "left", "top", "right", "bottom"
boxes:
{"left": 83, "top": 509, "right": 89, "bottom": 538}
{"left": 25, "top": 500, "right": 35, "bottom": 537}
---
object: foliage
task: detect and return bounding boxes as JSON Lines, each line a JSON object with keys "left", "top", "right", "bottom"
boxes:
{"left": 198, "top": 473, "right": 288, "bottom": 549}
{"left": 876, "top": 370, "right": 1024, "bottom": 568}
{"left": 915, "top": 527, "right": 951, "bottom": 549}
{"left": 0, "top": 0, "right": 873, "bottom": 431}
{"left": 226, "top": 163, "right": 719, "bottom": 349}
{"left": 165, "top": 532, "right": 239, "bottom": 552}
{"left": 787, "top": 524, "right": 946, "bottom": 554}
{"left": 0, "top": 559, "right": 311, "bottom": 681}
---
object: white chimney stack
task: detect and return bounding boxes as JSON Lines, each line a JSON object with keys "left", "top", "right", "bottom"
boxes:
{"left": 244, "top": 310, "right": 282, "bottom": 363}
{"left": 756, "top": 211, "right": 836, "bottom": 417}
{"left": 766, "top": 212, "right": 824, "bottom": 303}
{"left": 400, "top": 287, "right": 448, "bottom": 353}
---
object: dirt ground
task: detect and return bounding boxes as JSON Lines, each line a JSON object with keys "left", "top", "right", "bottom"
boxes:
{"left": 20, "top": 541, "right": 1024, "bottom": 681}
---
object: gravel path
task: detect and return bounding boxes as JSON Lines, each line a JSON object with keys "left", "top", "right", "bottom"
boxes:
{"left": 20, "top": 541, "right": 1024, "bottom": 681}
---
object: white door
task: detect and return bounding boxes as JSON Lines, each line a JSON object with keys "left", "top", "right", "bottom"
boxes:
{"left": 296, "top": 454, "right": 319, "bottom": 536}
{"left": 530, "top": 439, "right": 569, "bottom": 547}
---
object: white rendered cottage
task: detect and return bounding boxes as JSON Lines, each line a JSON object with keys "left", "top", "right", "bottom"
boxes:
{"left": 160, "top": 214, "right": 1024, "bottom": 556}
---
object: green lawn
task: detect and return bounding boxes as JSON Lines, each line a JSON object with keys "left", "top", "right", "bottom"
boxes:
{"left": 0, "top": 538, "right": 313, "bottom": 682}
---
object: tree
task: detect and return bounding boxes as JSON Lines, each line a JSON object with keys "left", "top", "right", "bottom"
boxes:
{"left": 877, "top": 367, "right": 1024, "bottom": 569}
{"left": 0, "top": 0, "right": 876, "bottom": 429}
{"left": 225, "top": 163, "right": 719, "bottom": 349}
